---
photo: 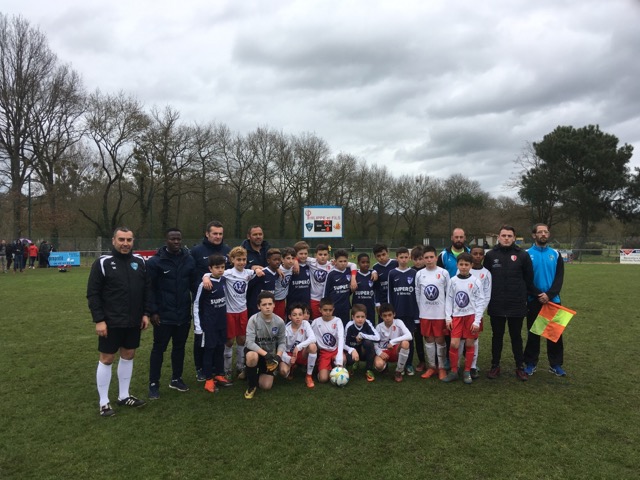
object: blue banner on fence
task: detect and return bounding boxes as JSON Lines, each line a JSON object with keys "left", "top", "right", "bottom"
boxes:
{"left": 48, "top": 252, "right": 81, "bottom": 267}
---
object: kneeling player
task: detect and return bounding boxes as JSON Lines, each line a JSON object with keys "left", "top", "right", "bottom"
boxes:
{"left": 281, "top": 303, "right": 317, "bottom": 388}
{"left": 443, "top": 253, "right": 485, "bottom": 384}
{"left": 374, "top": 303, "right": 412, "bottom": 382}
{"left": 244, "top": 292, "right": 286, "bottom": 399}
{"left": 344, "top": 304, "right": 380, "bottom": 382}
{"left": 311, "top": 297, "right": 345, "bottom": 383}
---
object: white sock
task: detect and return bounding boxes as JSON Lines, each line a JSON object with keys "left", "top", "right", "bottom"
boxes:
{"left": 472, "top": 338, "right": 479, "bottom": 369}
{"left": 396, "top": 347, "right": 409, "bottom": 372}
{"left": 437, "top": 343, "right": 447, "bottom": 369}
{"left": 96, "top": 362, "right": 112, "bottom": 407}
{"left": 307, "top": 353, "right": 318, "bottom": 375}
{"left": 281, "top": 352, "right": 292, "bottom": 365}
{"left": 425, "top": 342, "right": 436, "bottom": 368}
{"left": 236, "top": 345, "right": 245, "bottom": 371}
{"left": 117, "top": 358, "right": 133, "bottom": 401}
{"left": 224, "top": 346, "right": 233, "bottom": 373}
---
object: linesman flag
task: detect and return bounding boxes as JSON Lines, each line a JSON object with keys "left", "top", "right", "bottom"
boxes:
{"left": 530, "top": 302, "right": 576, "bottom": 343}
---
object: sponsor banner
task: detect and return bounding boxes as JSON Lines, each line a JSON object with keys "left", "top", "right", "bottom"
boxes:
{"left": 558, "top": 249, "right": 573, "bottom": 262}
{"left": 48, "top": 251, "right": 81, "bottom": 266}
{"left": 620, "top": 249, "right": 640, "bottom": 264}
{"left": 302, "top": 206, "right": 343, "bottom": 238}
{"left": 135, "top": 250, "right": 157, "bottom": 261}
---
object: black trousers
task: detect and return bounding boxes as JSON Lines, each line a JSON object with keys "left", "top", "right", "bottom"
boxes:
{"left": 490, "top": 315, "right": 524, "bottom": 368}
{"left": 149, "top": 322, "right": 191, "bottom": 384}
{"left": 523, "top": 302, "right": 564, "bottom": 367}
{"left": 345, "top": 340, "right": 376, "bottom": 370}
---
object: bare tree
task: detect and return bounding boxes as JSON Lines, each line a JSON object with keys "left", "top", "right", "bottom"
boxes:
{"left": 268, "top": 132, "right": 297, "bottom": 238}
{"left": 0, "top": 14, "right": 56, "bottom": 237}
{"left": 81, "top": 90, "right": 149, "bottom": 237}
{"left": 191, "top": 122, "right": 223, "bottom": 227}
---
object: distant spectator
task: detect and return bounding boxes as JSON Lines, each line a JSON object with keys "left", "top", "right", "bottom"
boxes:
{"left": 39, "top": 240, "right": 51, "bottom": 268}
{"left": 5, "top": 241, "right": 13, "bottom": 272}
{"left": 0, "top": 240, "right": 7, "bottom": 273}
{"left": 13, "top": 239, "right": 24, "bottom": 273}
{"left": 28, "top": 243, "right": 38, "bottom": 269}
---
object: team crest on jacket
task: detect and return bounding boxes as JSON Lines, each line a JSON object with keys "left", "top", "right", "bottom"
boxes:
{"left": 271, "top": 327, "right": 278, "bottom": 334}
{"left": 407, "top": 276, "right": 414, "bottom": 284}
{"left": 314, "top": 270, "right": 327, "bottom": 282}
{"left": 130, "top": 262, "right": 138, "bottom": 270}
{"left": 511, "top": 255, "right": 517, "bottom": 261}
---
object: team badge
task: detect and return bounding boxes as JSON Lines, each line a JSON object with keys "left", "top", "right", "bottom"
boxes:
{"left": 407, "top": 276, "right": 414, "bottom": 284}
{"left": 455, "top": 291, "right": 470, "bottom": 308}
{"left": 345, "top": 274, "right": 351, "bottom": 281}
{"left": 424, "top": 285, "right": 439, "bottom": 301}
{"left": 437, "top": 274, "right": 440, "bottom": 279}
{"left": 511, "top": 255, "right": 517, "bottom": 261}
{"left": 271, "top": 327, "right": 278, "bottom": 334}
{"left": 368, "top": 280, "right": 374, "bottom": 288}
{"left": 306, "top": 222, "right": 313, "bottom": 232}
{"left": 130, "top": 262, "right": 138, "bottom": 270}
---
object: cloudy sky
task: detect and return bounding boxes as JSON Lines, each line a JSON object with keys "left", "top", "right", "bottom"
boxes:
{"left": 3, "top": 0, "right": 640, "bottom": 196}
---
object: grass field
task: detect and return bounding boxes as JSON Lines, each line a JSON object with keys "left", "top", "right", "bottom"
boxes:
{"left": 1, "top": 264, "right": 639, "bottom": 479}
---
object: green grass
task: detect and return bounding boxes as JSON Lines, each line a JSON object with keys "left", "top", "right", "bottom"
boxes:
{"left": 1, "top": 265, "right": 639, "bottom": 479}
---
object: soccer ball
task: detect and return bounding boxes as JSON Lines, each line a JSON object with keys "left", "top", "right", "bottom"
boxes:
{"left": 329, "top": 367, "right": 350, "bottom": 387}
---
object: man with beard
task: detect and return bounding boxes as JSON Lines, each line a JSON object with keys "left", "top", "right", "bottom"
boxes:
{"left": 437, "top": 228, "right": 470, "bottom": 278}
{"left": 523, "top": 224, "right": 567, "bottom": 377}
{"left": 241, "top": 225, "right": 271, "bottom": 268}
{"left": 483, "top": 225, "right": 536, "bottom": 381}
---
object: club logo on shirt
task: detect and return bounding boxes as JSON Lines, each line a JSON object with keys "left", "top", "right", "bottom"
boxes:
{"left": 455, "top": 291, "right": 470, "bottom": 308}
{"left": 424, "top": 285, "right": 439, "bottom": 301}
{"left": 271, "top": 327, "right": 278, "bottom": 334}
{"left": 322, "top": 333, "right": 337, "bottom": 348}
{"left": 511, "top": 255, "right": 517, "bottom": 261}
{"left": 368, "top": 280, "right": 374, "bottom": 288}
{"left": 232, "top": 281, "right": 247, "bottom": 294}
{"left": 407, "top": 276, "right": 414, "bottom": 285}
{"left": 280, "top": 276, "right": 291, "bottom": 287}
{"left": 314, "top": 270, "right": 328, "bottom": 282}
{"left": 130, "top": 262, "right": 138, "bottom": 270}
{"left": 345, "top": 274, "right": 351, "bottom": 281}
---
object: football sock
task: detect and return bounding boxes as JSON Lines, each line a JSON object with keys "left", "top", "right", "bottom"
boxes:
{"left": 465, "top": 345, "right": 475, "bottom": 372}
{"left": 96, "top": 361, "right": 112, "bottom": 407}
{"left": 307, "top": 353, "right": 317, "bottom": 375}
{"left": 448, "top": 347, "right": 459, "bottom": 373}
{"left": 397, "top": 347, "right": 409, "bottom": 372}
{"left": 246, "top": 365, "right": 258, "bottom": 389}
{"left": 236, "top": 345, "right": 245, "bottom": 371}
{"left": 224, "top": 345, "right": 233, "bottom": 373}
{"left": 117, "top": 358, "right": 133, "bottom": 400}
{"left": 472, "top": 338, "right": 479, "bottom": 369}
{"left": 436, "top": 343, "right": 447, "bottom": 368}
{"left": 281, "top": 352, "right": 292, "bottom": 365}
{"left": 425, "top": 342, "right": 436, "bottom": 368}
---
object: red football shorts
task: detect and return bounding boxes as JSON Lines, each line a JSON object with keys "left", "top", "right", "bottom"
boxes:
{"left": 380, "top": 343, "right": 401, "bottom": 362}
{"left": 274, "top": 300, "right": 286, "bottom": 320}
{"left": 420, "top": 319, "right": 448, "bottom": 337}
{"left": 310, "top": 299, "right": 321, "bottom": 320}
{"left": 317, "top": 348, "right": 338, "bottom": 371}
{"left": 450, "top": 314, "right": 479, "bottom": 340}
{"left": 226, "top": 310, "right": 249, "bottom": 339}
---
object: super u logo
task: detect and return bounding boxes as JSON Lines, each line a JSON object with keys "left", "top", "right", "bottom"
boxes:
{"left": 424, "top": 285, "right": 439, "bottom": 301}
{"left": 232, "top": 281, "right": 246, "bottom": 294}
{"left": 455, "top": 291, "right": 470, "bottom": 308}
{"left": 322, "top": 333, "right": 337, "bottom": 348}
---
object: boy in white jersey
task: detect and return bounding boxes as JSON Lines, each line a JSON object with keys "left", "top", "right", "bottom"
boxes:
{"left": 281, "top": 303, "right": 317, "bottom": 388}
{"left": 244, "top": 292, "right": 286, "bottom": 399}
{"left": 274, "top": 247, "right": 295, "bottom": 319}
{"left": 374, "top": 303, "right": 412, "bottom": 382}
{"left": 443, "top": 253, "right": 485, "bottom": 384}
{"left": 221, "top": 246, "right": 264, "bottom": 379}
{"left": 311, "top": 297, "right": 345, "bottom": 383}
{"left": 456, "top": 245, "right": 492, "bottom": 379}
{"left": 415, "top": 245, "right": 451, "bottom": 381}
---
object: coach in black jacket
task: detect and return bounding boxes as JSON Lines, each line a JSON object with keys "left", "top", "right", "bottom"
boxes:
{"left": 147, "top": 228, "right": 196, "bottom": 399}
{"left": 483, "top": 225, "right": 538, "bottom": 381}
{"left": 87, "top": 227, "right": 151, "bottom": 417}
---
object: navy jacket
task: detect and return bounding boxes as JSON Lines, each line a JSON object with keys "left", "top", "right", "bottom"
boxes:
{"left": 241, "top": 238, "right": 271, "bottom": 268}
{"left": 147, "top": 246, "right": 196, "bottom": 325}
{"left": 190, "top": 237, "right": 231, "bottom": 278}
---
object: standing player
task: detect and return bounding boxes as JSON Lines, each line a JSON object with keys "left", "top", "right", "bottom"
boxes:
{"left": 274, "top": 247, "right": 295, "bottom": 319}
{"left": 87, "top": 227, "right": 151, "bottom": 417}
{"left": 464, "top": 245, "right": 492, "bottom": 378}
{"left": 344, "top": 304, "right": 380, "bottom": 382}
{"left": 190, "top": 220, "right": 231, "bottom": 382}
{"left": 311, "top": 297, "right": 345, "bottom": 383}
{"left": 442, "top": 253, "right": 485, "bottom": 384}
{"left": 243, "top": 292, "right": 286, "bottom": 399}
{"left": 415, "top": 245, "right": 450, "bottom": 380}
{"left": 322, "top": 249, "right": 357, "bottom": 326}
{"left": 353, "top": 253, "right": 377, "bottom": 324}
{"left": 280, "top": 303, "right": 317, "bottom": 388}
{"left": 411, "top": 246, "right": 427, "bottom": 372}
{"left": 372, "top": 243, "right": 398, "bottom": 312}
{"left": 247, "top": 248, "right": 281, "bottom": 317}
{"left": 374, "top": 303, "right": 412, "bottom": 382}
{"left": 387, "top": 247, "right": 419, "bottom": 375}
{"left": 193, "top": 255, "right": 232, "bottom": 393}
{"left": 523, "top": 224, "right": 566, "bottom": 376}
{"left": 287, "top": 241, "right": 312, "bottom": 308}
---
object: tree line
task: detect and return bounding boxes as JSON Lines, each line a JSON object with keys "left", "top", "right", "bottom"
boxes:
{"left": 1, "top": 13, "right": 638, "bottom": 247}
